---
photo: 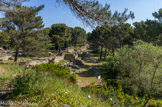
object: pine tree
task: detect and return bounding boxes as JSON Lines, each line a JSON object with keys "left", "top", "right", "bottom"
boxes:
{"left": 72, "top": 27, "right": 87, "bottom": 46}
{"left": 49, "top": 24, "right": 71, "bottom": 52}
{"left": 1, "top": 4, "right": 50, "bottom": 62}
{"left": 1, "top": 0, "right": 134, "bottom": 27}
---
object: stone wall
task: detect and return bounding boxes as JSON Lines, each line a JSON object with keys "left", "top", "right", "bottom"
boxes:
{"left": 0, "top": 55, "right": 12, "bottom": 61}
{"left": 64, "top": 54, "right": 75, "bottom": 62}
{"left": 54, "top": 54, "right": 65, "bottom": 63}
{"left": 80, "top": 44, "right": 89, "bottom": 51}
{"left": 19, "top": 60, "right": 48, "bottom": 67}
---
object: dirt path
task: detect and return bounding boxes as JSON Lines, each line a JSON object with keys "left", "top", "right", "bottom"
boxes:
{"left": 76, "top": 49, "right": 102, "bottom": 87}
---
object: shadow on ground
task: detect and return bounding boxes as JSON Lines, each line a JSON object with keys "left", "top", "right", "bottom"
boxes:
{"left": 77, "top": 65, "right": 102, "bottom": 77}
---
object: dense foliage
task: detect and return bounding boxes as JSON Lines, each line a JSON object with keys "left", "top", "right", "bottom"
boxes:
{"left": 49, "top": 24, "right": 88, "bottom": 51}
{"left": 101, "top": 41, "right": 162, "bottom": 100}
{"left": 71, "top": 27, "right": 87, "bottom": 46}
{"left": 32, "top": 63, "right": 77, "bottom": 83}
{"left": 88, "top": 23, "right": 134, "bottom": 59}
{"left": 49, "top": 24, "right": 72, "bottom": 51}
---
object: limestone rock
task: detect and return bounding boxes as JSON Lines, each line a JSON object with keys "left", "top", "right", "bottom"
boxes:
{"left": 48, "top": 52, "right": 53, "bottom": 56}
{"left": 48, "top": 57, "right": 55, "bottom": 63}
{"left": 72, "top": 68, "right": 81, "bottom": 73}
{"left": 54, "top": 54, "right": 65, "bottom": 63}
{"left": 67, "top": 48, "right": 74, "bottom": 53}
{"left": 19, "top": 60, "right": 48, "bottom": 67}
{"left": 57, "top": 52, "right": 64, "bottom": 56}
{"left": 68, "top": 64, "right": 80, "bottom": 69}
{"left": 64, "top": 54, "right": 75, "bottom": 62}
{"left": 8, "top": 57, "right": 14, "bottom": 60}
{"left": 19, "top": 61, "right": 26, "bottom": 66}
{"left": 73, "top": 59, "right": 84, "bottom": 65}
{"left": 0, "top": 56, "right": 10, "bottom": 61}
{"left": 60, "top": 62, "right": 69, "bottom": 66}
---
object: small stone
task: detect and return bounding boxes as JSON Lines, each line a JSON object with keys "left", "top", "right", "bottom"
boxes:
{"left": 13, "top": 74, "right": 17, "bottom": 77}
{"left": 97, "top": 75, "right": 101, "bottom": 80}
{"left": 8, "top": 57, "right": 14, "bottom": 60}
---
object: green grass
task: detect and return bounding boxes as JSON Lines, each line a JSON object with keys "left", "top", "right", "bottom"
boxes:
{"left": 0, "top": 64, "right": 26, "bottom": 80}
{"left": 0, "top": 64, "right": 110, "bottom": 106}
{"left": 58, "top": 59, "right": 69, "bottom": 64}
{"left": 0, "top": 64, "right": 161, "bottom": 107}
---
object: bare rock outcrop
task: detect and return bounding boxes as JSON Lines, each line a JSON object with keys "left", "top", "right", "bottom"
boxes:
{"left": 67, "top": 48, "right": 74, "bottom": 53}
{"left": 54, "top": 54, "right": 65, "bottom": 63}
{"left": 0, "top": 56, "right": 11, "bottom": 61}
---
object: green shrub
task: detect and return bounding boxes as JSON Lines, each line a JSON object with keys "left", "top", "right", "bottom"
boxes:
{"left": 11, "top": 71, "right": 42, "bottom": 97}
{"left": 9, "top": 69, "right": 109, "bottom": 106}
{"left": 102, "top": 40, "right": 162, "bottom": 99}
{"left": 101, "top": 58, "right": 121, "bottom": 87}
{"left": 32, "top": 63, "right": 77, "bottom": 83}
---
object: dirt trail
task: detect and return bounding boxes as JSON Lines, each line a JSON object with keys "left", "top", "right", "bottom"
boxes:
{"left": 76, "top": 49, "right": 102, "bottom": 87}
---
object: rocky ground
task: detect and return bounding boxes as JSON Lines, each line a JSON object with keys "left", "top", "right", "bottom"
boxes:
{"left": 0, "top": 44, "right": 102, "bottom": 105}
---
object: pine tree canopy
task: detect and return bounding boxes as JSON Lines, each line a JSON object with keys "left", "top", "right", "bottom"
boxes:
{"left": 0, "top": 3, "right": 50, "bottom": 61}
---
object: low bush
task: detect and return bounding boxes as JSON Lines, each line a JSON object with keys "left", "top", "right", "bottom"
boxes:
{"left": 11, "top": 72, "right": 42, "bottom": 97}
{"left": 32, "top": 63, "right": 77, "bottom": 83}
{"left": 101, "top": 58, "right": 121, "bottom": 87}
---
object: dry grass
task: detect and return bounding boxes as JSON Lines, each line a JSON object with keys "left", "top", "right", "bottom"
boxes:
{"left": 0, "top": 67, "right": 8, "bottom": 75}
{"left": 76, "top": 76, "right": 97, "bottom": 87}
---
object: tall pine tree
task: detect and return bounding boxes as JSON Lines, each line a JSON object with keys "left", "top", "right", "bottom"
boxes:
{"left": 49, "top": 24, "right": 71, "bottom": 52}
{"left": 1, "top": 4, "right": 50, "bottom": 62}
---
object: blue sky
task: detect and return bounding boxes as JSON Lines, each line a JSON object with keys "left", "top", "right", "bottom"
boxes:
{"left": 22, "top": 0, "right": 162, "bottom": 32}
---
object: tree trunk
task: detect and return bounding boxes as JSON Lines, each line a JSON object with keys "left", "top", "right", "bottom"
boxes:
{"left": 14, "top": 48, "right": 19, "bottom": 62}
{"left": 104, "top": 48, "right": 107, "bottom": 60}
{"left": 64, "top": 41, "right": 69, "bottom": 48}
{"left": 68, "top": 41, "right": 71, "bottom": 46}
{"left": 96, "top": 46, "right": 99, "bottom": 52}
{"left": 143, "top": 95, "right": 151, "bottom": 107}
{"left": 107, "top": 49, "right": 110, "bottom": 56}
{"left": 100, "top": 47, "right": 103, "bottom": 60}
{"left": 151, "top": 67, "right": 158, "bottom": 91}
{"left": 3, "top": 46, "right": 7, "bottom": 50}
{"left": 59, "top": 44, "right": 62, "bottom": 53}
{"left": 55, "top": 43, "right": 58, "bottom": 50}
